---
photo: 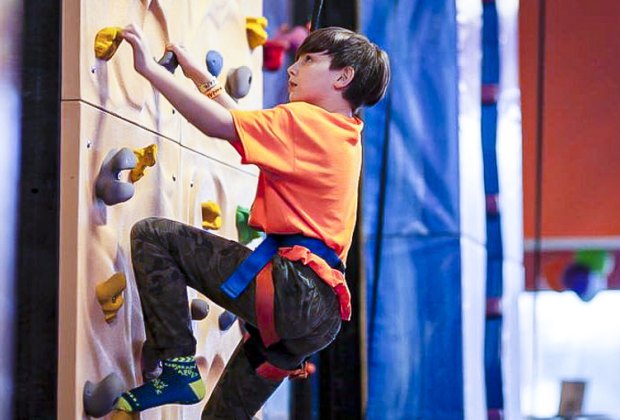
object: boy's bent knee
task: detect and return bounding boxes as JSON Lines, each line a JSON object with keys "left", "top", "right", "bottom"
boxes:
{"left": 131, "top": 217, "right": 163, "bottom": 242}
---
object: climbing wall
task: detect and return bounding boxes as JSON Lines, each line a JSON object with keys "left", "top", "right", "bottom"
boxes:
{"left": 59, "top": 1, "right": 263, "bottom": 418}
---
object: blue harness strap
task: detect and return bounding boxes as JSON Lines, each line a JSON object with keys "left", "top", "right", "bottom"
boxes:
{"left": 220, "top": 234, "right": 345, "bottom": 299}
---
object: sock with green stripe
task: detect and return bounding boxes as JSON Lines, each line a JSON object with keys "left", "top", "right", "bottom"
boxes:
{"left": 116, "top": 356, "right": 205, "bottom": 413}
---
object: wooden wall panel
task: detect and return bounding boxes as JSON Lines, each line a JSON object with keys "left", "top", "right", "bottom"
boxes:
{"left": 60, "top": 1, "right": 263, "bottom": 418}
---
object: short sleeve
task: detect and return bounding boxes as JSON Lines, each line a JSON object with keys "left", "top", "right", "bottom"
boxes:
{"left": 230, "top": 105, "right": 296, "bottom": 174}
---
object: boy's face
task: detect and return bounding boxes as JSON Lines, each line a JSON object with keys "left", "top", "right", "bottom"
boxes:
{"left": 287, "top": 51, "right": 342, "bottom": 104}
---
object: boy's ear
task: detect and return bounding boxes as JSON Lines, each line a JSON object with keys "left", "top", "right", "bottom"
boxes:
{"left": 334, "top": 66, "right": 355, "bottom": 89}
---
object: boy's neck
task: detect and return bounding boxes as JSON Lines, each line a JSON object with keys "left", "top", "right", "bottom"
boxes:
{"left": 327, "top": 105, "right": 354, "bottom": 119}
{"left": 310, "top": 97, "right": 354, "bottom": 118}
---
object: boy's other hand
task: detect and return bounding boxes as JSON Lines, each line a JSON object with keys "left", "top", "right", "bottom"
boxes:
{"left": 167, "top": 43, "right": 213, "bottom": 85}
{"left": 122, "top": 24, "right": 157, "bottom": 77}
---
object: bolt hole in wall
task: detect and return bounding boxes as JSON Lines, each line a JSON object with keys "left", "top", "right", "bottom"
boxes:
{"left": 521, "top": 0, "right": 620, "bottom": 418}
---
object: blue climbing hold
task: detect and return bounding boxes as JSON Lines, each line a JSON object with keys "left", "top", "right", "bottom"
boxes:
{"left": 206, "top": 50, "right": 223, "bottom": 77}
{"left": 218, "top": 311, "right": 237, "bottom": 331}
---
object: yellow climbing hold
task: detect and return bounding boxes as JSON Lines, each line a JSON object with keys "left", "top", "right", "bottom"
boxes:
{"left": 130, "top": 144, "right": 158, "bottom": 183}
{"left": 201, "top": 201, "right": 222, "bottom": 230}
{"left": 95, "top": 272, "right": 127, "bottom": 323}
{"left": 94, "top": 27, "right": 124, "bottom": 61}
{"left": 246, "top": 17, "right": 269, "bottom": 50}
{"left": 111, "top": 410, "right": 139, "bottom": 420}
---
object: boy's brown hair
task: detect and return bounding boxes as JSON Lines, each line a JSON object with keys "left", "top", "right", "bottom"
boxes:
{"left": 296, "top": 27, "right": 391, "bottom": 111}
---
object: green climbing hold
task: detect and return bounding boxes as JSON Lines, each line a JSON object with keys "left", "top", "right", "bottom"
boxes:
{"left": 236, "top": 206, "right": 262, "bottom": 245}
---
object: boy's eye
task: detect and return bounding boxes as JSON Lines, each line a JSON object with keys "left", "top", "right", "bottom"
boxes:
{"left": 304, "top": 55, "right": 312, "bottom": 62}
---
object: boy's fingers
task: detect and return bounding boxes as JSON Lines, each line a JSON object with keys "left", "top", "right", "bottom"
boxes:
{"left": 167, "top": 43, "right": 184, "bottom": 54}
{"left": 122, "top": 23, "right": 142, "bottom": 39}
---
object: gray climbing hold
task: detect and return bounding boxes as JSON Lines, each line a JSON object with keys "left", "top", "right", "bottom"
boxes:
{"left": 205, "top": 50, "right": 223, "bottom": 77}
{"left": 83, "top": 372, "right": 125, "bottom": 418}
{"left": 191, "top": 298, "right": 210, "bottom": 321}
{"left": 95, "top": 148, "right": 137, "bottom": 206}
{"left": 218, "top": 310, "right": 237, "bottom": 331}
{"left": 225, "top": 66, "right": 252, "bottom": 100}
{"left": 158, "top": 51, "right": 179, "bottom": 73}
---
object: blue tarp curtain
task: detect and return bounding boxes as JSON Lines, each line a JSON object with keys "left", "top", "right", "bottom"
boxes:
{"left": 361, "top": 1, "right": 463, "bottom": 418}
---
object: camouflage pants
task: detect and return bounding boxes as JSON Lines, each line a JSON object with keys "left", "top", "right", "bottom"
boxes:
{"left": 130, "top": 217, "right": 342, "bottom": 418}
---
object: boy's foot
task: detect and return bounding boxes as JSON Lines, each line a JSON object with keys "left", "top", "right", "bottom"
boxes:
{"left": 116, "top": 356, "right": 205, "bottom": 413}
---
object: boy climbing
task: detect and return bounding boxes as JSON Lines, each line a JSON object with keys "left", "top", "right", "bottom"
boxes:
{"left": 118, "top": 23, "right": 390, "bottom": 418}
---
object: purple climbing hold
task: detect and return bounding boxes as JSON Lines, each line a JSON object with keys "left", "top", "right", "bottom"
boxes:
{"left": 218, "top": 310, "right": 237, "bottom": 331}
{"left": 191, "top": 298, "right": 210, "bottom": 321}
{"left": 205, "top": 50, "right": 223, "bottom": 77}
{"left": 158, "top": 51, "right": 179, "bottom": 73}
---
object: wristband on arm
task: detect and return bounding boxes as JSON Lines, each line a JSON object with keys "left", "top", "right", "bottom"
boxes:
{"left": 198, "top": 77, "right": 223, "bottom": 99}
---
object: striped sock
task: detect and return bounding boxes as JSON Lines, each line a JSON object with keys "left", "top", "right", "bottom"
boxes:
{"left": 116, "top": 356, "right": 205, "bottom": 413}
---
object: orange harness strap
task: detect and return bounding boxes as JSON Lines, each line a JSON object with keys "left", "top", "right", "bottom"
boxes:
{"left": 255, "top": 262, "right": 280, "bottom": 348}
{"left": 256, "top": 361, "right": 317, "bottom": 382}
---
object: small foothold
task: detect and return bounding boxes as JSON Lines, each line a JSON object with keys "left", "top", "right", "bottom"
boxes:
{"left": 236, "top": 206, "right": 262, "bottom": 245}
{"left": 246, "top": 17, "right": 269, "bottom": 50}
{"left": 95, "top": 148, "right": 138, "bottom": 206}
{"left": 83, "top": 373, "right": 125, "bottom": 418}
{"left": 218, "top": 310, "right": 237, "bottom": 331}
{"left": 191, "top": 299, "right": 210, "bottom": 321}
{"left": 172, "top": 174, "right": 176, "bottom": 182}
{"left": 87, "top": 140, "right": 92, "bottom": 148}
{"left": 130, "top": 144, "right": 158, "bottom": 183}
{"left": 96, "top": 273, "right": 126, "bottom": 323}
{"left": 263, "top": 40, "right": 287, "bottom": 72}
{"left": 205, "top": 50, "right": 224, "bottom": 77}
{"left": 158, "top": 51, "right": 179, "bottom": 73}
{"left": 201, "top": 201, "right": 222, "bottom": 230}
{"left": 94, "top": 27, "right": 124, "bottom": 61}
{"left": 225, "top": 66, "right": 252, "bottom": 100}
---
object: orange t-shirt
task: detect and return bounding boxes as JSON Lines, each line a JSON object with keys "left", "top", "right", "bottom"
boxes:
{"left": 230, "top": 101, "right": 363, "bottom": 320}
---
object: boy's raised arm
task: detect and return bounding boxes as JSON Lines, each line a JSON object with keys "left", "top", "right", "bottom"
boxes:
{"left": 165, "top": 43, "right": 240, "bottom": 111}
{"left": 122, "top": 24, "right": 240, "bottom": 143}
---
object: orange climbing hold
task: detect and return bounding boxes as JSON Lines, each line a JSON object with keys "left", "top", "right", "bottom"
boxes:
{"left": 201, "top": 201, "right": 222, "bottom": 230}
{"left": 130, "top": 144, "right": 158, "bottom": 183}
{"left": 95, "top": 272, "right": 127, "bottom": 323}
{"left": 94, "top": 27, "right": 124, "bottom": 61}
{"left": 246, "top": 17, "right": 269, "bottom": 50}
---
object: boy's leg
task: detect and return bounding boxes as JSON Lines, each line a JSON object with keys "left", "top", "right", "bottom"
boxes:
{"left": 200, "top": 336, "right": 283, "bottom": 420}
{"left": 202, "top": 257, "right": 342, "bottom": 419}
{"left": 117, "top": 217, "right": 258, "bottom": 413}
{"left": 130, "top": 216, "right": 257, "bottom": 360}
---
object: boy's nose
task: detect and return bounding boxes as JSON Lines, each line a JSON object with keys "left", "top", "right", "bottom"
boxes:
{"left": 287, "top": 62, "right": 297, "bottom": 76}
